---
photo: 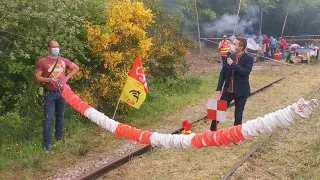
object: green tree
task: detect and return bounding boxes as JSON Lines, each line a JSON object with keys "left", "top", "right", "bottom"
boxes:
{"left": 260, "top": 0, "right": 320, "bottom": 36}
{"left": 163, "top": 0, "right": 217, "bottom": 36}
{"left": 143, "top": 0, "right": 194, "bottom": 81}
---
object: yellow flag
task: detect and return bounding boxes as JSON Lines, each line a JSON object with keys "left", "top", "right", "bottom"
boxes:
{"left": 120, "top": 56, "right": 148, "bottom": 109}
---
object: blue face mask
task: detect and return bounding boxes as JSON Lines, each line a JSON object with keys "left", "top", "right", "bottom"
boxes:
{"left": 51, "top": 48, "right": 60, "bottom": 56}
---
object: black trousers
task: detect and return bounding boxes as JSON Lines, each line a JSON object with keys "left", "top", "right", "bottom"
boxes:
{"left": 210, "top": 92, "right": 248, "bottom": 131}
{"left": 221, "top": 56, "right": 227, "bottom": 62}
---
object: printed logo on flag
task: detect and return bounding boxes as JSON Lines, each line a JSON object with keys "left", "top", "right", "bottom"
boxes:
{"left": 207, "top": 98, "right": 227, "bottom": 122}
{"left": 129, "top": 90, "right": 141, "bottom": 103}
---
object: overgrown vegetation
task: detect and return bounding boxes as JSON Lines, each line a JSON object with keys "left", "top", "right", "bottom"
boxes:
{"left": 0, "top": 0, "right": 320, "bottom": 178}
{"left": 0, "top": 0, "right": 193, "bottom": 147}
{"left": 0, "top": 0, "right": 195, "bottom": 176}
{"left": 0, "top": 0, "right": 107, "bottom": 148}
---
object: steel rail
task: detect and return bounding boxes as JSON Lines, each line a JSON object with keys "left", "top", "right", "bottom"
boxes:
{"left": 222, "top": 78, "right": 320, "bottom": 180}
{"left": 75, "top": 76, "right": 287, "bottom": 180}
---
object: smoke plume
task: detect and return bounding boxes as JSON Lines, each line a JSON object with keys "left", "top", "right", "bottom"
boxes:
{"left": 204, "top": 6, "right": 261, "bottom": 37}
{"left": 204, "top": 6, "right": 262, "bottom": 50}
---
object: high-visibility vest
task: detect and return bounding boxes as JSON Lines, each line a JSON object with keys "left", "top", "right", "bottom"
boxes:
{"left": 220, "top": 41, "right": 231, "bottom": 56}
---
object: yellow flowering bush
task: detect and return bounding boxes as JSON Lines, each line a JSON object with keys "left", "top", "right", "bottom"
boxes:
{"left": 80, "top": 0, "right": 154, "bottom": 112}
{"left": 73, "top": 59, "right": 91, "bottom": 81}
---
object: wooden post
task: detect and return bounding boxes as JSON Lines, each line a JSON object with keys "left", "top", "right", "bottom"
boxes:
{"left": 194, "top": 0, "right": 202, "bottom": 53}
{"left": 233, "top": 0, "right": 242, "bottom": 36}
{"left": 259, "top": 5, "right": 263, "bottom": 45}
{"left": 281, "top": 12, "right": 289, "bottom": 37}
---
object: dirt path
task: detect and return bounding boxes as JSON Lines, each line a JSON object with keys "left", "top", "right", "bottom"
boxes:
{"left": 187, "top": 47, "right": 282, "bottom": 75}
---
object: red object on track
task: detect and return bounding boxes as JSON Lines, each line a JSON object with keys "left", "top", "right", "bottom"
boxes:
{"left": 182, "top": 120, "right": 192, "bottom": 131}
{"left": 274, "top": 53, "right": 281, "bottom": 60}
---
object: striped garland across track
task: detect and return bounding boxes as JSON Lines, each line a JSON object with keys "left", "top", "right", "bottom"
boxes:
{"left": 62, "top": 85, "right": 319, "bottom": 149}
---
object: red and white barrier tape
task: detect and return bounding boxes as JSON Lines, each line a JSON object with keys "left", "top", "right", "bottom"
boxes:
{"left": 284, "top": 35, "right": 320, "bottom": 38}
{"left": 201, "top": 38, "right": 224, "bottom": 40}
{"left": 201, "top": 38, "right": 220, "bottom": 44}
{"left": 286, "top": 39, "right": 320, "bottom": 41}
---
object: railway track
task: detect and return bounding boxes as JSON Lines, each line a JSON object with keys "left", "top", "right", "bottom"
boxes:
{"left": 74, "top": 75, "right": 288, "bottom": 180}
{"left": 222, "top": 84, "right": 320, "bottom": 180}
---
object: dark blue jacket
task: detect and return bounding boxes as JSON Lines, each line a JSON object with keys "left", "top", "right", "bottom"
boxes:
{"left": 216, "top": 52, "right": 254, "bottom": 96}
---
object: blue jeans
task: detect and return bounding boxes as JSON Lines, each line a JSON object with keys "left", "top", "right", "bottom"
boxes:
{"left": 281, "top": 49, "right": 285, "bottom": 58}
{"left": 43, "top": 91, "right": 66, "bottom": 150}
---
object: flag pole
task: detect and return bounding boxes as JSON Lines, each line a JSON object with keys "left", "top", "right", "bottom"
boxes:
{"left": 259, "top": 5, "right": 263, "bottom": 45}
{"left": 113, "top": 56, "right": 147, "bottom": 116}
{"left": 194, "top": 0, "right": 202, "bottom": 53}
{"left": 233, "top": 0, "right": 242, "bottom": 36}
{"left": 113, "top": 88, "right": 125, "bottom": 119}
{"left": 112, "top": 97, "right": 121, "bottom": 119}
{"left": 281, "top": 11, "right": 289, "bottom": 37}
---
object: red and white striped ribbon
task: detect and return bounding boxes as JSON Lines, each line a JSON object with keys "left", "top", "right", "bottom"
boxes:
{"left": 62, "top": 85, "right": 319, "bottom": 148}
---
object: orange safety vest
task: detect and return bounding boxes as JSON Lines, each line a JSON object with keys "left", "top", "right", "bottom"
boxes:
{"left": 220, "top": 41, "right": 231, "bottom": 56}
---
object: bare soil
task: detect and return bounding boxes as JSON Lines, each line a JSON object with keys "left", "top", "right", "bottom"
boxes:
{"left": 186, "top": 47, "right": 281, "bottom": 75}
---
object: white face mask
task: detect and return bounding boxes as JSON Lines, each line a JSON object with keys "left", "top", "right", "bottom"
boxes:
{"left": 230, "top": 45, "right": 237, "bottom": 54}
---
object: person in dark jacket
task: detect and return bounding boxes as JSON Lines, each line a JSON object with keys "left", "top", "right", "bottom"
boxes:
{"left": 210, "top": 36, "right": 254, "bottom": 131}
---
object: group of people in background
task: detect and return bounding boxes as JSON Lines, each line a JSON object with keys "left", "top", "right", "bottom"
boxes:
{"left": 263, "top": 35, "right": 289, "bottom": 60}
{"left": 220, "top": 34, "right": 295, "bottom": 63}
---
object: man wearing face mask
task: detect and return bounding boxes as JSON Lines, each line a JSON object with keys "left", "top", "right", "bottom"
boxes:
{"left": 35, "top": 40, "right": 79, "bottom": 152}
{"left": 210, "top": 37, "right": 254, "bottom": 131}
{"left": 218, "top": 35, "right": 231, "bottom": 62}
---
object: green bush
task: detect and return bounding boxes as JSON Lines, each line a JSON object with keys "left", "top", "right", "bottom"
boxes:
{"left": 0, "top": 0, "right": 106, "bottom": 146}
{"left": 143, "top": 0, "right": 194, "bottom": 82}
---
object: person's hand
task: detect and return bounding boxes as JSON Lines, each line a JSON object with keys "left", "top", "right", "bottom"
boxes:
{"left": 215, "top": 91, "right": 222, "bottom": 100}
{"left": 227, "top": 58, "right": 233, "bottom": 65}
{"left": 47, "top": 77, "right": 57, "bottom": 85}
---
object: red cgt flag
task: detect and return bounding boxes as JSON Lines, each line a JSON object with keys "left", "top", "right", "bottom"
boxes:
{"left": 120, "top": 56, "right": 148, "bottom": 109}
